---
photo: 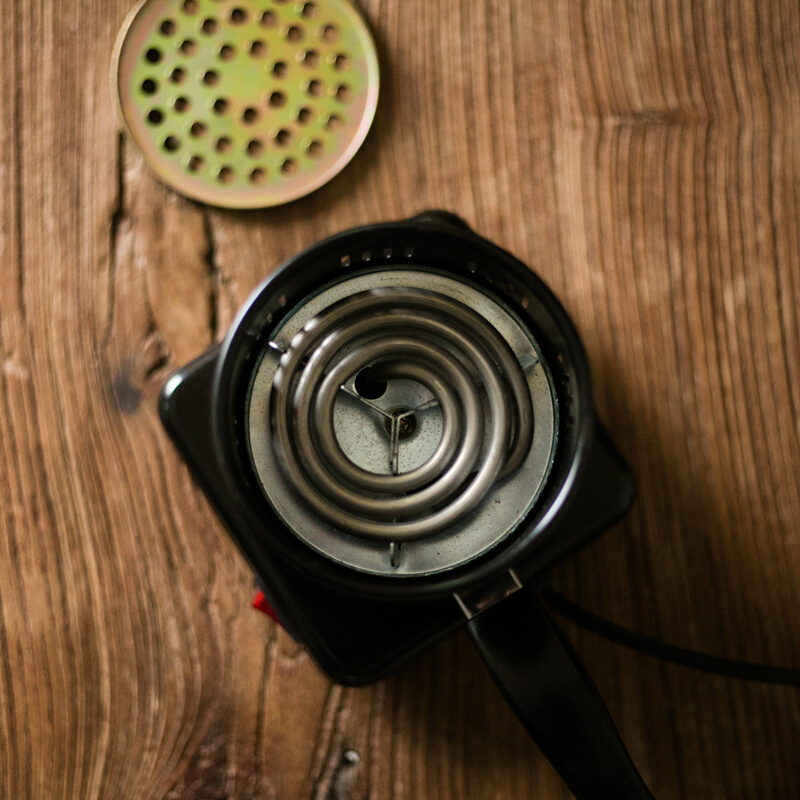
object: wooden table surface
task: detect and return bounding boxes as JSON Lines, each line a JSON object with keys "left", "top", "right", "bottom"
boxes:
{"left": 2, "top": 0, "right": 800, "bottom": 797}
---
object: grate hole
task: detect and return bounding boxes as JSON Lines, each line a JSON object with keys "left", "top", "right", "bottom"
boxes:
{"left": 301, "top": 2, "right": 316, "bottom": 18}
{"left": 170, "top": 67, "right": 185, "bottom": 83}
{"left": 333, "top": 53, "right": 348, "bottom": 71}
{"left": 145, "top": 47, "right": 162, "bottom": 63}
{"left": 202, "top": 17, "right": 217, "bottom": 34}
{"left": 325, "top": 113, "right": 341, "bottom": 130}
{"left": 302, "top": 50, "right": 319, "bottom": 68}
{"left": 260, "top": 10, "right": 276, "bottom": 26}
{"left": 247, "top": 139, "right": 264, "bottom": 156}
{"left": 274, "top": 129, "right": 290, "bottom": 146}
{"left": 216, "top": 136, "right": 232, "bottom": 152}
{"left": 219, "top": 44, "right": 235, "bottom": 60}
{"left": 213, "top": 97, "right": 229, "bottom": 114}
{"left": 141, "top": 78, "right": 157, "bottom": 94}
{"left": 306, "top": 139, "right": 323, "bottom": 157}
{"left": 335, "top": 84, "right": 349, "bottom": 102}
{"left": 320, "top": 24, "right": 337, "bottom": 42}
{"left": 286, "top": 25, "right": 303, "bottom": 42}
{"left": 160, "top": 19, "right": 176, "bottom": 35}
{"left": 296, "top": 107, "right": 312, "bottom": 124}
{"left": 243, "top": 107, "right": 259, "bottom": 123}
{"left": 179, "top": 39, "right": 196, "bottom": 55}
{"left": 182, "top": 0, "right": 198, "bottom": 14}
{"left": 188, "top": 154, "right": 204, "bottom": 171}
{"left": 203, "top": 70, "right": 220, "bottom": 86}
{"left": 354, "top": 367, "right": 387, "bottom": 400}
{"left": 272, "top": 61, "right": 287, "bottom": 77}
{"left": 218, "top": 166, "right": 234, "bottom": 183}
{"left": 250, "top": 40, "right": 267, "bottom": 57}
{"left": 164, "top": 135, "right": 180, "bottom": 151}
{"left": 147, "top": 108, "right": 164, "bottom": 125}
{"left": 230, "top": 7, "right": 247, "bottom": 24}
{"left": 173, "top": 96, "right": 189, "bottom": 111}
{"left": 268, "top": 91, "right": 286, "bottom": 108}
{"left": 250, "top": 167, "right": 266, "bottom": 184}
{"left": 281, "top": 158, "right": 296, "bottom": 175}
{"left": 307, "top": 79, "right": 322, "bottom": 97}
{"left": 190, "top": 121, "right": 207, "bottom": 137}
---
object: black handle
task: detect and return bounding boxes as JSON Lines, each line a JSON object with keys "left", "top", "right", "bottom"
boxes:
{"left": 466, "top": 586, "right": 654, "bottom": 799}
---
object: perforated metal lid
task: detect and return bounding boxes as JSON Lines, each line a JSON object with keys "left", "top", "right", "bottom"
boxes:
{"left": 112, "top": 0, "right": 379, "bottom": 208}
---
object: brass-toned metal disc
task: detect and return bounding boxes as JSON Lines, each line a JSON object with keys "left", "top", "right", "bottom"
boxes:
{"left": 112, "top": 0, "right": 379, "bottom": 208}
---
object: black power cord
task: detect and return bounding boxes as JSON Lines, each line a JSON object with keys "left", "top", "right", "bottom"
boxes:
{"left": 541, "top": 587, "right": 800, "bottom": 687}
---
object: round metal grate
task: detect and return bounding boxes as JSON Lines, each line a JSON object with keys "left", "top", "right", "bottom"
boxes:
{"left": 112, "top": 0, "right": 379, "bottom": 208}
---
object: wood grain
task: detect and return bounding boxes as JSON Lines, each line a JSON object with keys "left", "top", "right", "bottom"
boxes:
{"left": 1, "top": 0, "right": 799, "bottom": 797}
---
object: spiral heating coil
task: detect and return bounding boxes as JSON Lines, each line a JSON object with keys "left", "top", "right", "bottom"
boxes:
{"left": 270, "top": 287, "right": 534, "bottom": 542}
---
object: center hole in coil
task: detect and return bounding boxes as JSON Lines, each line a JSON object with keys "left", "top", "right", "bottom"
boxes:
{"left": 353, "top": 367, "right": 387, "bottom": 400}
{"left": 384, "top": 409, "right": 417, "bottom": 439}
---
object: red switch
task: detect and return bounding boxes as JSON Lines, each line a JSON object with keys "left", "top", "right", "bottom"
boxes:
{"left": 252, "top": 590, "right": 283, "bottom": 626}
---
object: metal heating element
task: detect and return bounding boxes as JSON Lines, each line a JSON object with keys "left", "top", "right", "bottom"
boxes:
{"left": 246, "top": 269, "right": 558, "bottom": 577}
